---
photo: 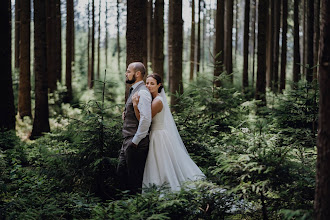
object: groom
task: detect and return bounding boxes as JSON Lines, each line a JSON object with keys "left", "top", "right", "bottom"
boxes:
{"left": 117, "top": 62, "right": 152, "bottom": 194}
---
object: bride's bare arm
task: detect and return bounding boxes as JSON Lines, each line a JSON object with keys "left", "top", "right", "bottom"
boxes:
{"left": 151, "top": 98, "right": 163, "bottom": 118}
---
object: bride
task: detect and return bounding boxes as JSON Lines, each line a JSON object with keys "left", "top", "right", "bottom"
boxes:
{"left": 132, "top": 74, "right": 205, "bottom": 192}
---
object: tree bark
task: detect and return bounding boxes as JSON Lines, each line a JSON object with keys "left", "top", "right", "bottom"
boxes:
{"left": 306, "top": 0, "right": 314, "bottom": 82}
{"left": 214, "top": 0, "right": 225, "bottom": 87}
{"left": 315, "top": 1, "right": 330, "bottom": 218}
{"left": 251, "top": 0, "right": 257, "bottom": 88}
{"left": 234, "top": 0, "right": 239, "bottom": 62}
{"left": 117, "top": 0, "right": 121, "bottom": 72}
{"left": 97, "top": 0, "right": 101, "bottom": 79}
{"left": 88, "top": 0, "right": 95, "bottom": 89}
{"left": 243, "top": 0, "right": 250, "bottom": 91}
{"left": 273, "top": 0, "right": 281, "bottom": 93}
{"left": 55, "top": 0, "right": 62, "bottom": 83}
{"left": 0, "top": 0, "right": 15, "bottom": 131}
{"left": 15, "top": 0, "right": 21, "bottom": 69}
{"left": 65, "top": 0, "right": 73, "bottom": 102}
{"left": 152, "top": 0, "right": 164, "bottom": 80}
{"left": 31, "top": 0, "right": 50, "bottom": 139}
{"left": 196, "top": 0, "right": 201, "bottom": 74}
{"left": 225, "top": 0, "right": 233, "bottom": 81}
{"left": 169, "top": 0, "right": 183, "bottom": 111}
{"left": 147, "top": 0, "right": 153, "bottom": 69}
{"left": 18, "top": 0, "right": 32, "bottom": 119}
{"left": 105, "top": 0, "right": 108, "bottom": 68}
{"left": 87, "top": 0, "right": 91, "bottom": 80}
{"left": 126, "top": 0, "right": 147, "bottom": 100}
{"left": 255, "top": 0, "right": 268, "bottom": 106}
{"left": 280, "top": 0, "right": 288, "bottom": 92}
{"left": 293, "top": 0, "right": 301, "bottom": 87}
{"left": 189, "top": 0, "right": 195, "bottom": 81}
{"left": 266, "top": 0, "right": 274, "bottom": 89}
{"left": 313, "top": 0, "right": 320, "bottom": 80}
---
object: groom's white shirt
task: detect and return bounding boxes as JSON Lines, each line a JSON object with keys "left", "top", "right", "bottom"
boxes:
{"left": 131, "top": 81, "right": 152, "bottom": 145}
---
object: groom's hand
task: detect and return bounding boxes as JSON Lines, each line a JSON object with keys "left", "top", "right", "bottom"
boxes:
{"left": 128, "top": 141, "right": 138, "bottom": 148}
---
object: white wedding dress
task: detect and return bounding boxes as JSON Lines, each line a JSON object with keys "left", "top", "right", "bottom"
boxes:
{"left": 142, "top": 91, "right": 205, "bottom": 192}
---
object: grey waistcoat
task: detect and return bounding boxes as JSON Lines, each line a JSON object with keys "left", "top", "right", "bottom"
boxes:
{"left": 122, "top": 82, "right": 150, "bottom": 138}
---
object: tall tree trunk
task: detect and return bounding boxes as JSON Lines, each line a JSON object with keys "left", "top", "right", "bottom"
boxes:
{"left": 126, "top": 0, "right": 147, "bottom": 100}
{"left": 169, "top": 0, "right": 183, "bottom": 111}
{"left": 31, "top": 0, "right": 50, "bottom": 139}
{"left": 303, "top": 0, "right": 306, "bottom": 78}
{"left": 315, "top": 0, "right": 330, "bottom": 218}
{"left": 18, "top": 0, "right": 32, "bottom": 119}
{"left": 189, "top": 0, "right": 195, "bottom": 81}
{"left": 65, "top": 0, "right": 73, "bottom": 102}
{"left": 87, "top": 0, "right": 90, "bottom": 80}
{"left": 273, "top": 0, "right": 281, "bottom": 93}
{"left": 147, "top": 0, "right": 153, "bottom": 69}
{"left": 88, "top": 0, "right": 95, "bottom": 89}
{"left": 168, "top": 0, "right": 173, "bottom": 90}
{"left": 306, "top": 0, "right": 314, "bottom": 82}
{"left": 202, "top": 1, "right": 206, "bottom": 72}
{"left": 251, "top": 0, "right": 257, "bottom": 88}
{"left": 214, "top": 0, "right": 225, "bottom": 87}
{"left": 152, "top": 0, "right": 164, "bottom": 80}
{"left": 15, "top": 0, "right": 20, "bottom": 69}
{"left": 234, "top": 0, "right": 239, "bottom": 62}
{"left": 256, "top": 0, "right": 268, "bottom": 106}
{"left": 97, "top": 0, "right": 101, "bottom": 79}
{"left": 266, "top": 0, "right": 274, "bottom": 88}
{"left": 313, "top": 0, "right": 320, "bottom": 80}
{"left": 225, "top": 0, "right": 233, "bottom": 81}
{"left": 117, "top": 0, "right": 121, "bottom": 72}
{"left": 243, "top": 0, "right": 250, "bottom": 91}
{"left": 46, "top": 0, "right": 57, "bottom": 92}
{"left": 55, "top": 0, "right": 62, "bottom": 83}
{"left": 0, "top": 0, "right": 15, "bottom": 131}
{"left": 280, "top": 0, "right": 288, "bottom": 92}
{"left": 105, "top": 0, "right": 108, "bottom": 68}
{"left": 196, "top": 0, "right": 201, "bottom": 74}
{"left": 293, "top": 0, "right": 301, "bottom": 87}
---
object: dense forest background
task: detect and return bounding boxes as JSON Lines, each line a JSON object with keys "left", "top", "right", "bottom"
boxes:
{"left": 1, "top": 0, "right": 330, "bottom": 219}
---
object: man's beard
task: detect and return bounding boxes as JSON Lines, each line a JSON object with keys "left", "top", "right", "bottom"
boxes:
{"left": 126, "top": 75, "right": 136, "bottom": 84}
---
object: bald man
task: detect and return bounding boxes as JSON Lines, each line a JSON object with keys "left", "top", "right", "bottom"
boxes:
{"left": 117, "top": 62, "right": 152, "bottom": 194}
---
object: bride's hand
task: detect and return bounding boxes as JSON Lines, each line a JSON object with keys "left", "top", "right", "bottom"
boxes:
{"left": 132, "top": 92, "right": 140, "bottom": 107}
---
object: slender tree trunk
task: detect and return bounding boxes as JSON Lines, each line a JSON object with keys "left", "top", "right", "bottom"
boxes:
{"left": 168, "top": 0, "right": 173, "bottom": 90}
{"left": 266, "top": 0, "right": 274, "bottom": 88}
{"left": 225, "top": 0, "right": 233, "bottom": 81}
{"left": 251, "top": 0, "right": 257, "bottom": 88}
{"left": 315, "top": 1, "right": 330, "bottom": 218}
{"left": 55, "top": 0, "right": 62, "bottom": 83}
{"left": 0, "top": 0, "right": 15, "bottom": 131}
{"left": 196, "top": 0, "right": 201, "bottom": 74}
{"left": 243, "top": 0, "right": 250, "bottom": 91}
{"left": 105, "top": 0, "right": 108, "bottom": 68}
{"left": 214, "top": 0, "right": 225, "bottom": 87}
{"left": 189, "top": 0, "right": 195, "bottom": 81}
{"left": 293, "top": 0, "right": 301, "bottom": 87}
{"left": 313, "top": 0, "right": 320, "bottom": 80}
{"left": 273, "top": 0, "right": 281, "bottom": 93}
{"left": 15, "top": 0, "right": 21, "bottom": 69}
{"left": 303, "top": 0, "right": 306, "bottom": 78}
{"left": 235, "top": 0, "right": 239, "bottom": 62}
{"left": 65, "top": 0, "right": 73, "bottom": 102}
{"left": 202, "top": 1, "right": 206, "bottom": 72}
{"left": 31, "top": 0, "right": 50, "bottom": 139}
{"left": 147, "top": 0, "right": 153, "bottom": 69}
{"left": 117, "top": 0, "right": 121, "bottom": 72}
{"left": 87, "top": 0, "right": 90, "bottom": 80}
{"left": 152, "top": 0, "right": 164, "bottom": 80}
{"left": 18, "top": 0, "right": 32, "bottom": 119}
{"left": 97, "top": 0, "right": 101, "bottom": 79}
{"left": 88, "top": 0, "right": 95, "bottom": 89}
{"left": 280, "top": 0, "right": 288, "bottom": 92}
{"left": 169, "top": 0, "right": 183, "bottom": 111}
{"left": 306, "top": 0, "right": 314, "bottom": 82}
{"left": 256, "top": 0, "right": 268, "bottom": 106}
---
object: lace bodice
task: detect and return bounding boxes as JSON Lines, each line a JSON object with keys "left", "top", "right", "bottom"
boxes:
{"left": 151, "top": 96, "right": 165, "bottom": 130}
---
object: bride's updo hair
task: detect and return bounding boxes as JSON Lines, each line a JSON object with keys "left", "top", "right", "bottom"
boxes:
{"left": 147, "top": 73, "right": 163, "bottom": 93}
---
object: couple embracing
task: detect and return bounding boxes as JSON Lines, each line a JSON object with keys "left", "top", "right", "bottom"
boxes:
{"left": 117, "top": 62, "right": 205, "bottom": 195}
